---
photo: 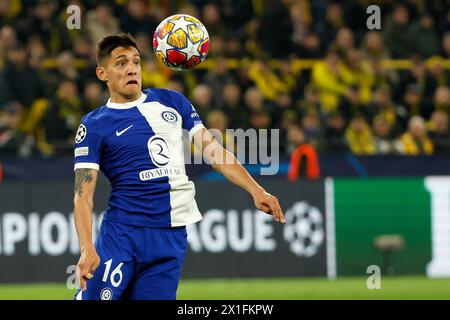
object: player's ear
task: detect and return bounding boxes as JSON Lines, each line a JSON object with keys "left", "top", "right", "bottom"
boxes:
{"left": 96, "top": 66, "right": 108, "bottom": 82}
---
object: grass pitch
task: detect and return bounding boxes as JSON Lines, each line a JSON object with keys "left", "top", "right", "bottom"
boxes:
{"left": 0, "top": 276, "right": 449, "bottom": 300}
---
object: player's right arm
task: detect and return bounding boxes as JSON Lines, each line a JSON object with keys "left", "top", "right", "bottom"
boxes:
{"left": 74, "top": 168, "right": 100, "bottom": 291}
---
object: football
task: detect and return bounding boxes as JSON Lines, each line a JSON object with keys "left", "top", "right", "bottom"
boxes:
{"left": 152, "top": 14, "right": 210, "bottom": 71}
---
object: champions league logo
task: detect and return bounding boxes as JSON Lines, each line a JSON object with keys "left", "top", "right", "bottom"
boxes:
{"left": 283, "top": 202, "right": 324, "bottom": 257}
{"left": 75, "top": 124, "right": 87, "bottom": 143}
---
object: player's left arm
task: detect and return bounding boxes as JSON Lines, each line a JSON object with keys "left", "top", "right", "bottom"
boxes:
{"left": 192, "top": 127, "right": 285, "bottom": 224}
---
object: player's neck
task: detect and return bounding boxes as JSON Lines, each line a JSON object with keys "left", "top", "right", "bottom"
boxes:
{"left": 109, "top": 92, "right": 142, "bottom": 104}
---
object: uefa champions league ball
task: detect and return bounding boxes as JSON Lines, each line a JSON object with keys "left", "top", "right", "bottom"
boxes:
{"left": 153, "top": 14, "right": 210, "bottom": 70}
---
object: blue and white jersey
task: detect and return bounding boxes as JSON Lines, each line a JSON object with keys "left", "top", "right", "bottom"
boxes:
{"left": 74, "top": 88, "right": 204, "bottom": 227}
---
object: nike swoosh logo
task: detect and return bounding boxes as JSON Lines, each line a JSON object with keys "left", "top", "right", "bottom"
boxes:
{"left": 116, "top": 125, "right": 133, "bottom": 136}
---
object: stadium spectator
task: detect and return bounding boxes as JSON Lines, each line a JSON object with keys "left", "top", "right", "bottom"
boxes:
{"left": 0, "top": 0, "right": 20, "bottom": 28}
{"left": 422, "top": 0, "right": 450, "bottom": 38}
{"left": 285, "top": 124, "right": 306, "bottom": 154}
{"left": 229, "top": 59, "right": 252, "bottom": 93}
{"left": 257, "top": 0, "right": 294, "bottom": 58}
{"left": 372, "top": 114, "right": 402, "bottom": 154}
{"left": 201, "top": 3, "right": 225, "bottom": 37}
{"left": 311, "top": 50, "right": 348, "bottom": 113}
{"left": 271, "top": 92, "right": 294, "bottom": 126}
{"left": 428, "top": 56, "right": 450, "bottom": 88}
{"left": 315, "top": 2, "right": 346, "bottom": 50}
{"left": 411, "top": 13, "right": 441, "bottom": 58}
{"left": 223, "top": 36, "right": 245, "bottom": 59}
{"left": 321, "top": 111, "right": 347, "bottom": 153}
{"left": 0, "top": 101, "right": 28, "bottom": 156}
{"left": 432, "top": 86, "right": 450, "bottom": 114}
{"left": 119, "top": 0, "right": 158, "bottom": 37}
{"left": 42, "top": 79, "right": 83, "bottom": 154}
{"left": 82, "top": 79, "right": 108, "bottom": 112}
{"left": 55, "top": 51, "right": 81, "bottom": 83}
{"left": 345, "top": 114, "right": 376, "bottom": 155}
{"left": 296, "top": 31, "right": 323, "bottom": 59}
{"left": 206, "top": 109, "right": 228, "bottom": 133}
{"left": 383, "top": 4, "right": 416, "bottom": 59}
{"left": 399, "top": 116, "right": 434, "bottom": 155}
{"left": 296, "top": 84, "right": 323, "bottom": 119}
{"left": 0, "top": 25, "right": 18, "bottom": 65}
{"left": 219, "top": 0, "right": 254, "bottom": 32}
{"left": 279, "top": 109, "right": 298, "bottom": 153}
{"left": 177, "top": 3, "right": 200, "bottom": 18}
{"left": 27, "top": 35, "right": 48, "bottom": 70}
{"left": 441, "top": 32, "right": 450, "bottom": 59}
{"left": 0, "top": 44, "right": 45, "bottom": 108}
{"left": 21, "top": 0, "right": 72, "bottom": 56}
{"left": 205, "top": 109, "right": 234, "bottom": 150}
{"left": 300, "top": 109, "right": 322, "bottom": 150}
{"left": 221, "top": 82, "right": 249, "bottom": 129}
{"left": 249, "top": 109, "right": 271, "bottom": 130}
{"left": 166, "top": 77, "right": 187, "bottom": 95}
{"left": 0, "top": 43, "right": 48, "bottom": 144}
{"left": 398, "top": 56, "right": 436, "bottom": 100}
{"left": 428, "top": 110, "right": 450, "bottom": 154}
{"left": 365, "top": 85, "right": 407, "bottom": 136}
{"left": 243, "top": 86, "right": 271, "bottom": 117}
{"left": 86, "top": 2, "right": 119, "bottom": 45}
{"left": 401, "top": 83, "right": 433, "bottom": 121}
{"left": 208, "top": 34, "right": 225, "bottom": 59}
{"left": 248, "top": 60, "right": 295, "bottom": 101}
{"left": 361, "top": 31, "right": 399, "bottom": 89}
{"left": 191, "top": 83, "right": 215, "bottom": 118}
{"left": 340, "top": 48, "right": 375, "bottom": 107}
{"left": 331, "top": 27, "right": 355, "bottom": 60}
{"left": 202, "top": 56, "right": 235, "bottom": 107}
{"left": 141, "top": 56, "right": 170, "bottom": 89}
{"left": 361, "top": 31, "right": 390, "bottom": 60}
{"left": 72, "top": 35, "right": 95, "bottom": 62}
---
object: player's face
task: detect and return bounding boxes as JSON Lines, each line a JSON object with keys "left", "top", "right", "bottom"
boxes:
{"left": 100, "top": 46, "right": 142, "bottom": 101}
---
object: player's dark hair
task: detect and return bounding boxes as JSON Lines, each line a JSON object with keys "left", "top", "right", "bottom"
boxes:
{"left": 96, "top": 33, "right": 139, "bottom": 65}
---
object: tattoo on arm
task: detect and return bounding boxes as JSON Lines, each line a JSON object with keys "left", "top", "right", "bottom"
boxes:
{"left": 74, "top": 169, "right": 94, "bottom": 197}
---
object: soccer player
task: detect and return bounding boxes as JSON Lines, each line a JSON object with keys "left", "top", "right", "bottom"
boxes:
{"left": 73, "top": 33, "right": 285, "bottom": 300}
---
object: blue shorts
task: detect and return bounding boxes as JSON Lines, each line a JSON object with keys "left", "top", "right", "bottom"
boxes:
{"left": 74, "top": 220, "right": 187, "bottom": 300}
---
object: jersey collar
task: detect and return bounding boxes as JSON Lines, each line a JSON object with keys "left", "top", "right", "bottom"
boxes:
{"left": 106, "top": 92, "right": 147, "bottom": 109}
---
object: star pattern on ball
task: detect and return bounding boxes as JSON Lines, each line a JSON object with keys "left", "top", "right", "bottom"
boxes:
{"left": 170, "top": 16, "right": 194, "bottom": 34}
{"left": 179, "top": 39, "right": 202, "bottom": 61}
{"left": 156, "top": 31, "right": 173, "bottom": 54}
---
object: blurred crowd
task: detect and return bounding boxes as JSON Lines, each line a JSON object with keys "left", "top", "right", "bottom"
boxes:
{"left": 0, "top": 0, "right": 449, "bottom": 158}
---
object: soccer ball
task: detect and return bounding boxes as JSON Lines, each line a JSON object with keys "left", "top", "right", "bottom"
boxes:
{"left": 152, "top": 14, "right": 210, "bottom": 70}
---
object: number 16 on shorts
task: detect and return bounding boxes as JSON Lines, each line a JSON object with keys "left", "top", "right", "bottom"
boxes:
{"left": 102, "top": 259, "right": 124, "bottom": 288}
